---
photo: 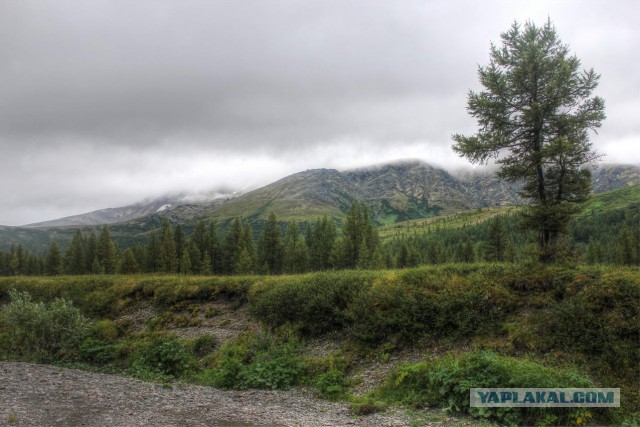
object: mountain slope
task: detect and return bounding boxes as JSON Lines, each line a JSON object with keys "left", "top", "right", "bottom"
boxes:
{"left": 173, "top": 169, "right": 363, "bottom": 224}
{"left": 24, "top": 197, "right": 180, "bottom": 228}
{"left": 2, "top": 160, "right": 638, "bottom": 252}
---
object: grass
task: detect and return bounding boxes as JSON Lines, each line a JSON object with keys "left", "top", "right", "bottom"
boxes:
{"left": 578, "top": 185, "right": 640, "bottom": 215}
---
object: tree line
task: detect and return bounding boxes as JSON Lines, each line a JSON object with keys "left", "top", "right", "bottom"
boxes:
{"left": 1, "top": 199, "right": 638, "bottom": 277}
{"left": 0, "top": 204, "right": 382, "bottom": 276}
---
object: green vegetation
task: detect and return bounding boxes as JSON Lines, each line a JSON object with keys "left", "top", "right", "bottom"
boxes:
{"left": 199, "top": 326, "right": 304, "bottom": 390}
{"left": 2, "top": 186, "right": 638, "bottom": 278}
{"left": 374, "top": 351, "right": 595, "bottom": 426}
{"left": 0, "top": 289, "right": 91, "bottom": 362}
{"left": 0, "top": 263, "right": 638, "bottom": 425}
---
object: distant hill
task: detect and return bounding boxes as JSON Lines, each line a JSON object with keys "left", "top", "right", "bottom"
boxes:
{"left": 23, "top": 195, "right": 228, "bottom": 228}
{"left": 1, "top": 160, "right": 638, "bottom": 252}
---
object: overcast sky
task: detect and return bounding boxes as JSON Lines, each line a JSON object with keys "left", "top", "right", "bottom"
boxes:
{"left": 1, "top": 0, "right": 638, "bottom": 225}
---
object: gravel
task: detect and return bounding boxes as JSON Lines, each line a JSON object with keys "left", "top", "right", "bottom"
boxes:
{"left": 0, "top": 362, "right": 415, "bottom": 427}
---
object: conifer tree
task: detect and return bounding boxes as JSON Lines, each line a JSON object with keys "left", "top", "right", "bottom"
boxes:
{"left": 119, "top": 248, "right": 140, "bottom": 274}
{"left": 145, "top": 231, "right": 161, "bottom": 273}
{"left": 159, "top": 219, "right": 177, "bottom": 273}
{"left": 453, "top": 20, "right": 605, "bottom": 263}
{"left": 234, "top": 248, "right": 254, "bottom": 275}
{"left": 98, "top": 225, "right": 117, "bottom": 274}
{"left": 84, "top": 232, "right": 98, "bottom": 273}
{"left": 45, "top": 242, "right": 63, "bottom": 276}
{"left": 257, "top": 212, "right": 284, "bottom": 274}
{"left": 485, "top": 216, "right": 506, "bottom": 262}
{"left": 174, "top": 224, "right": 185, "bottom": 265}
{"left": 200, "top": 250, "right": 212, "bottom": 275}
{"left": 188, "top": 241, "right": 203, "bottom": 274}
{"left": 283, "top": 220, "right": 309, "bottom": 274}
{"left": 343, "top": 203, "right": 379, "bottom": 269}
{"left": 310, "top": 216, "right": 336, "bottom": 271}
{"left": 65, "top": 230, "right": 85, "bottom": 274}
{"left": 179, "top": 248, "right": 192, "bottom": 275}
{"left": 208, "top": 221, "right": 223, "bottom": 274}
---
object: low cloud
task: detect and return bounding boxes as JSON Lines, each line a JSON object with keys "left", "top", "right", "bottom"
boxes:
{"left": 0, "top": 0, "right": 637, "bottom": 225}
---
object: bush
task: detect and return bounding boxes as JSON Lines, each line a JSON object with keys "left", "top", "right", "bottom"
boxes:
{"left": 348, "top": 274, "right": 515, "bottom": 344}
{"left": 377, "top": 351, "right": 595, "bottom": 426}
{"left": 199, "top": 327, "right": 304, "bottom": 390}
{"left": 312, "top": 369, "right": 350, "bottom": 400}
{"left": 79, "top": 337, "right": 117, "bottom": 365}
{"left": 249, "top": 272, "right": 370, "bottom": 335}
{"left": 130, "top": 336, "right": 196, "bottom": 380}
{"left": 0, "top": 289, "right": 91, "bottom": 362}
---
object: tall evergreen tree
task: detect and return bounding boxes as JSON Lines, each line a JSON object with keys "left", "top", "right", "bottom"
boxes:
{"left": 119, "top": 248, "right": 140, "bottom": 274}
{"left": 45, "top": 242, "right": 63, "bottom": 276}
{"left": 222, "top": 218, "right": 255, "bottom": 274}
{"left": 98, "top": 225, "right": 117, "bottom": 274}
{"left": 84, "top": 232, "right": 98, "bottom": 274}
{"left": 159, "top": 219, "right": 177, "bottom": 273}
{"left": 485, "top": 216, "right": 507, "bottom": 262}
{"left": 453, "top": 20, "right": 605, "bottom": 263}
{"left": 342, "top": 203, "right": 379, "bottom": 269}
{"left": 283, "top": 220, "right": 309, "bottom": 274}
{"left": 179, "top": 248, "right": 192, "bottom": 275}
{"left": 174, "top": 224, "right": 185, "bottom": 268}
{"left": 223, "top": 218, "right": 243, "bottom": 274}
{"left": 257, "top": 212, "right": 284, "bottom": 274}
{"left": 310, "top": 216, "right": 337, "bottom": 271}
{"left": 65, "top": 230, "right": 85, "bottom": 274}
{"left": 145, "top": 231, "right": 161, "bottom": 273}
{"left": 208, "top": 221, "right": 223, "bottom": 274}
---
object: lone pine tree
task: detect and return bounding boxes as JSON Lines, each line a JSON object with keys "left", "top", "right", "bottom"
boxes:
{"left": 453, "top": 20, "right": 605, "bottom": 263}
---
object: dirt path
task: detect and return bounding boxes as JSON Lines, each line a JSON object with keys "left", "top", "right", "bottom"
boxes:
{"left": 0, "top": 362, "right": 415, "bottom": 427}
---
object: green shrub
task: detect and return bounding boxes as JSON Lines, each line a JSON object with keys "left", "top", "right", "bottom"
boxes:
{"left": 377, "top": 351, "right": 595, "bottom": 426}
{"left": 130, "top": 336, "right": 196, "bottom": 380}
{"left": 348, "top": 275, "right": 515, "bottom": 344}
{"left": 79, "top": 337, "right": 117, "bottom": 365}
{"left": 249, "top": 272, "right": 371, "bottom": 335}
{"left": 0, "top": 289, "right": 91, "bottom": 362}
{"left": 199, "top": 327, "right": 303, "bottom": 390}
{"left": 312, "top": 369, "right": 350, "bottom": 400}
{"left": 200, "top": 343, "right": 249, "bottom": 388}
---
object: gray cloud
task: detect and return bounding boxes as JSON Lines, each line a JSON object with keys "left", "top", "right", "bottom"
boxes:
{"left": 1, "top": 0, "right": 638, "bottom": 225}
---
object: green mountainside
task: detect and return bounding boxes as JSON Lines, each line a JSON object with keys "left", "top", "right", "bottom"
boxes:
{"left": 1, "top": 161, "right": 638, "bottom": 253}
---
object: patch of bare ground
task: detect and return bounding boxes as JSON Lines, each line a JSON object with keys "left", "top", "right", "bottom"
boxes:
{"left": 0, "top": 362, "right": 420, "bottom": 427}
{"left": 167, "top": 304, "right": 253, "bottom": 343}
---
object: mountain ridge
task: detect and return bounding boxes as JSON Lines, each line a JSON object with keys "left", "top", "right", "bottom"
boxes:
{"left": 2, "top": 160, "right": 638, "bottom": 253}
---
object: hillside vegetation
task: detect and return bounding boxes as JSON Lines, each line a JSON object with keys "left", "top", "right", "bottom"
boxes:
{"left": 1, "top": 264, "right": 638, "bottom": 425}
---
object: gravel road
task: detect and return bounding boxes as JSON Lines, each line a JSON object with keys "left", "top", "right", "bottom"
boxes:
{"left": 0, "top": 362, "right": 415, "bottom": 427}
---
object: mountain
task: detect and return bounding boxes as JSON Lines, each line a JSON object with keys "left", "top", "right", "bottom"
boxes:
{"left": 24, "top": 197, "right": 181, "bottom": 228}
{"left": 171, "top": 168, "right": 362, "bottom": 224}
{"left": 2, "top": 160, "right": 638, "bottom": 252}
{"left": 592, "top": 164, "right": 640, "bottom": 193}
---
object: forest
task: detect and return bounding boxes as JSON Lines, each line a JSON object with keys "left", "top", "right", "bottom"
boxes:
{"left": 1, "top": 185, "right": 638, "bottom": 277}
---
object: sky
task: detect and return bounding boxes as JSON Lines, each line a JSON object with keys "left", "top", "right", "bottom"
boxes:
{"left": 1, "top": 0, "right": 638, "bottom": 226}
